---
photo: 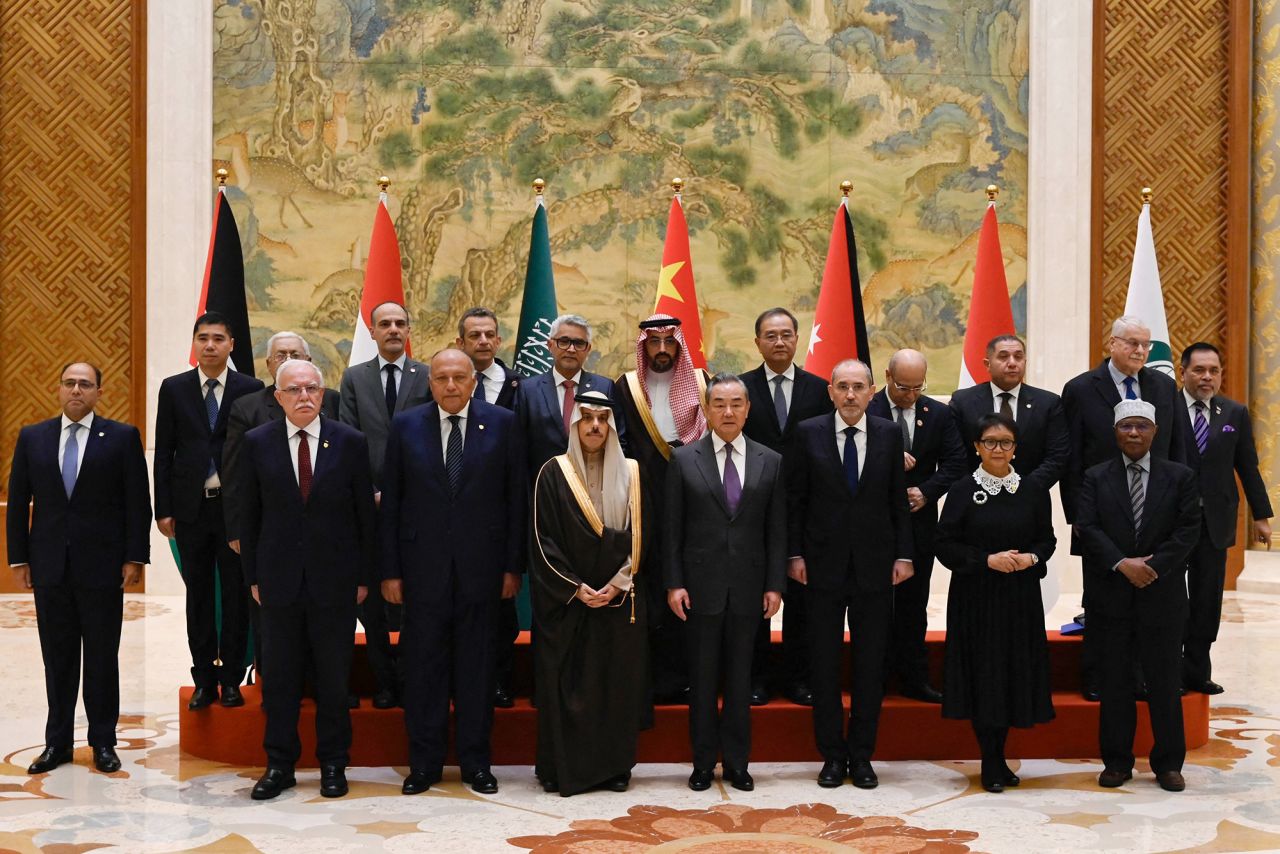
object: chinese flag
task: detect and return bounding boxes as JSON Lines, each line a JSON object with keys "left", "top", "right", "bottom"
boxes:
{"left": 653, "top": 195, "right": 707, "bottom": 369}
{"left": 349, "top": 191, "right": 412, "bottom": 366}
{"left": 956, "top": 203, "right": 1015, "bottom": 388}
{"left": 804, "top": 198, "right": 870, "bottom": 381}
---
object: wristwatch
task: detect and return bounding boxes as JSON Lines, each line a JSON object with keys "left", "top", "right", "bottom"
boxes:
{"left": 1029, "top": 554, "right": 1039, "bottom": 566}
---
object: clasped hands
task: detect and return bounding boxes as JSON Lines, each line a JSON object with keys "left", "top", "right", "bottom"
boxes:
{"left": 1115, "top": 554, "right": 1158, "bottom": 588}
{"left": 986, "top": 550, "right": 1037, "bottom": 573}
{"left": 577, "top": 583, "right": 620, "bottom": 608}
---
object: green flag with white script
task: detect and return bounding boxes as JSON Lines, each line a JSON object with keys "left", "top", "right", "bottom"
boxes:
{"left": 513, "top": 197, "right": 557, "bottom": 378}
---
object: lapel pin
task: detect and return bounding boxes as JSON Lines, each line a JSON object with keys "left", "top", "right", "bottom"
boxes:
{"left": 510, "top": 380, "right": 517, "bottom": 387}
{"left": 1215, "top": 406, "right": 1222, "bottom": 415}
{"left": 409, "top": 367, "right": 417, "bottom": 373}
{"left": 922, "top": 405, "right": 929, "bottom": 412}
{"left": 98, "top": 432, "right": 105, "bottom": 437}
{"left": 322, "top": 441, "right": 330, "bottom": 448}
{"left": 916, "top": 419, "right": 923, "bottom": 427}
{"left": 478, "top": 423, "right": 486, "bottom": 431}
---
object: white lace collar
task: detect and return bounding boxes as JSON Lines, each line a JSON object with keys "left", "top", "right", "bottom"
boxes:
{"left": 972, "top": 466, "right": 1020, "bottom": 495}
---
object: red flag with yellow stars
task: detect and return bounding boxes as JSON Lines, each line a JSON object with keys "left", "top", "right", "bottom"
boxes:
{"left": 653, "top": 193, "right": 707, "bottom": 369}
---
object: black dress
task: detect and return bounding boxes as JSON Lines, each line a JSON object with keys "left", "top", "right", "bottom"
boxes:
{"left": 936, "top": 470, "right": 1056, "bottom": 728}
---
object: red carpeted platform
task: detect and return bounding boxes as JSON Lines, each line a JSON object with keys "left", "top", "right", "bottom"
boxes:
{"left": 179, "top": 630, "right": 1210, "bottom": 768}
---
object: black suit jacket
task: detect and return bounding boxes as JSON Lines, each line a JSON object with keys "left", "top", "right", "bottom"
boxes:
{"left": 516, "top": 369, "right": 624, "bottom": 477}
{"left": 786, "top": 413, "right": 913, "bottom": 592}
{"left": 221, "top": 384, "right": 341, "bottom": 540}
{"left": 738, "top": 363, "right": 833, "bottom": 454}
{"left": 1061, "top": 360, "right": 1186, "bottom": 524}
{"left": 239, "top": 417, "right": 377, "bottom": 608}
{"left": 663, "top": 434, "right": 786, "bottom": 616}
{"left": 469, "top": 359, "right": 521, "bottom": 410}
{"left": 154, "top": 368, "right": 265, "bottom": 523}
{"left": 1076, "top": 456, "right": 1199, "bottom": 625}
{"left": 1178, "top": 393, "right": 1274, "bottom": 549}
{"left": 7, "top": 416, "right": 151, "bottom": 588}
{"left": 867, "top": 390, "right": 966, "bottom": 510}
{"left": 949, "top": 382, "right": 1069, "bottom": 493}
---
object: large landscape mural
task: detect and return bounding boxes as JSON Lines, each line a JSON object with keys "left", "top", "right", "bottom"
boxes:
{"left": 212, "top": 0, "right": 1028, "bottom": 389}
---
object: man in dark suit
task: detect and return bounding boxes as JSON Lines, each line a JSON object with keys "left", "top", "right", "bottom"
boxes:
{"left": 868, "top": 349, "right": 965, "bottom": 703}
{"left": 786, "top": 359, "right": 913, "bottom": 790}
{"left": 738, "top": 306, "right": 832, "bottom": 706}
{"left": 239, "top": 360, "right": 377, "bottom": 801}
{"left": 381, "top": 348, "right": 526, "bottom": 796}
{"left": 665, "top": 373, "right": 785, "bottom": 793}
{"left": 155, "top": 311, "right": 265, "bottom": 710}
{"left": 1076, "top": 399, "right": 1199, "bottom": 792}
{"left": 1177, "top": 342, "right": 1273, "bottom": 694}
{"left": 8, "top": 363, "right": 151, "bottom": 775}
{"left": 1061, "top": 316, "right": 1186, "bottom": 699}
{"left": 949, "top": 334, "right": 1069, "bottom": 493}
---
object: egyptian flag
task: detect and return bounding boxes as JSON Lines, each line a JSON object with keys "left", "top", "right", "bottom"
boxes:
{"left": 804, "top": 195, "right": 871, "bottom": 381}
{"left": 653, "top": 192, "right": 708, "bottom": 370}
{"left": 349, "top": 188, "right": 411, "bottom": 366}
{"left": 190, "top": 187, "right": 254, "bottom": 373}
{"left": 956, "top": 200, "right": 1015, "bottom": 389}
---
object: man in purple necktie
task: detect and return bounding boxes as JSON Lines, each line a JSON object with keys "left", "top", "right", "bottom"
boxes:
{"left": 663, "top": 373, "right": 785, "bottom": 793}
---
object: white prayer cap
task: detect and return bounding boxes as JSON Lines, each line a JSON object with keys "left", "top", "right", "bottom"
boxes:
{"left": 1113, "top": 399, "right": 1156, "bottom": 425}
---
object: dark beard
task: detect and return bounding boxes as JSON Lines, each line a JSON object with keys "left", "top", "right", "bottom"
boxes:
{"left": 648, "top": 356, "right": 675, "bottom": 373}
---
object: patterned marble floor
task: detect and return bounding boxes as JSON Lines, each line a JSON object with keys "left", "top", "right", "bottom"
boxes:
{"left": 1, "top": 593, "right": 1278, "bottom": 853}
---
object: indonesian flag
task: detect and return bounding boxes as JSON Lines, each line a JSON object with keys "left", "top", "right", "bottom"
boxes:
{"left": 349, "top": 190, "right": 411, "bottom": 366}
{"left": 191, "top": 187, "right": 254, "bottom": 373}
{"left": 956, "top": 202, "right": 1016, "bottom": 389}
{"left": 653, "top": 194, "right": 707, "bottom": 369}
{"left": 804, "top": 197, "right": 870, "bottom": 381}
{"left": 1123, "top": 200, "right": 1174, "bottom": 375}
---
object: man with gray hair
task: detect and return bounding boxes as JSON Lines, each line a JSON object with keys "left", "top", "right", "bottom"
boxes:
{"left": 1062, "top": 316, "right": 1186, "bottom": 700}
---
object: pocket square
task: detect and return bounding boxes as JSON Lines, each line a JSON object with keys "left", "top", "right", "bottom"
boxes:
{"left": 1222, "top": 424, "right": 1236, "bottom": 433}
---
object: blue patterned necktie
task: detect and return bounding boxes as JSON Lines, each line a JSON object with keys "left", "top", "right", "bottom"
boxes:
{"left": 1123, "top": 376, "right": 1137, "bottom": 400}
{"left": 843, "top": 426, "right": 859, "bottom": 496}
{"left": 62, "top": 423, "right": 81, "bottom": 498}
{"left": 723, "top": 444, "right": 741, "bottom": 515}
{"left": 1193, "top": 402, "right": 1209, "bottom": 454}
{"left": 772, "top": 375, "right": 787, "bottom": 429}
{"left": 446, "top": 414, "right": 463, "bottom": 494}
{"left": 473, "top": 372, "right": 486, "bottom": 401}
{"left": 205, "top": 378, "right": 220, "bottom": 477}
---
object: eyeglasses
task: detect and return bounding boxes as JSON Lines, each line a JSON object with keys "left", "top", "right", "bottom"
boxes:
{"left": 268, "top": 351, "right": 307, "bottom": 362}
{"left": 60, "top": 379, "right": 98, "bottom": 391}
{"left": 760, "top": 331, "right": 796, "bottom": 343}
{"left": 833, "top": 382, "right": 870, "bottom": 394}
{"left": 979, "top": 438, "right": 1016, "bottom": 451}
{"left": 1113, "top": 336, "right": 1153, "bottom": 352}
{"left": 892, "top": 381, "right": 927, "bottom": 394}
{"left": 279, "top": 384, "right": 322, "bottom": 397}
{"left": 1117, "top": 421, "right": 1154, "bottom": 433}
{"left": 552, "top": 336, "right": 589, "bottom": 351}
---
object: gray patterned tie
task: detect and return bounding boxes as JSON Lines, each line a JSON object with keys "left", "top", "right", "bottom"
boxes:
{"left": 896, "top": 406, "right": 912, "bottom": 452}
{"left": 1129, "top": 462, "right": 1145, "bottom": 532}
{"left": 772, "top": 375, "right": 787, "bottom": 429}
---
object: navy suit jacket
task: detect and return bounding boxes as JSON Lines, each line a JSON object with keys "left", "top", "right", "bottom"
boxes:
{"left": 154, "top": 367, "right": 264, "bottom": 523}
{"left": 867, "top": 390, "right": 966, "bottom": 510}
{"left": 238, "top": 417, "right": 377, "bottom": 608}
{"left": 516, "top": 370, "right": 625, "bottom": 476}
{"left": 785, "top": 413, "right": 913, "bottom": 592}
{"left": 1178, "top": 393, "right": 1274, "bottom": 549}
{"left": 949, "top": 382, "right": 1069, "bottom": 493}
{"left": 464, "top": 359, "right": 521, "bottom": 410}
{"left": 379, "top": 400, "right": 527, "bottom": 603}
{"left": 7, "top": 416, "right": 151, "bottom": 588}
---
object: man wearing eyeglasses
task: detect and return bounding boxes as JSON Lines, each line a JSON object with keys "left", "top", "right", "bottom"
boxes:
{"left": 739, "top": 307, "right": 833, "bottom": 707}
{"left": 868, "top": 349, "right": 966, "bottom": 704}
{"left": 9, "top": 363, "right": 151, "bottom": 776}
{"left": 1061, "top": 315, "right": 1186, "bottom": 700}
{"left": 238, "top": 360, "right": 377, "bottom": 800}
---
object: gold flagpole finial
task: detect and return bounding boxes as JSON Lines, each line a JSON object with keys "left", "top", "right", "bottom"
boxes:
{"left": 1141, "top": 186, "right": 1153, "bottom": 204}
{"left": 671, "top": 177, "right": 684, "bottom": 195}
{"left": 215, "top": 168, "right": 229, "bottom": 187}
{"left": 986, "top": 184, "right": 999, "bottom": 202}
{"left": 840, "top": 180, "right": 853, "bottom": 197}
{"left": 378, "top": 176, "right": 390, "bottom": 193}
{"left": 532, "top": 177, "right": 545, "bottom": 197}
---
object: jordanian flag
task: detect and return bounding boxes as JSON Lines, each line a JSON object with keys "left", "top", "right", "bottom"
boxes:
{"left": 1123, "top": 198, "right": 1174, "bottom": 375}
{"left": 513, "top": 193, "right": 557, "bottom": 377}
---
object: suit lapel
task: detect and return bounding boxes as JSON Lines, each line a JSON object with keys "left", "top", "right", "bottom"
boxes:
{"left": 69, "top": 419, "right": 106, "bottom": 501}
{"left": 1092, "top": 362, "right": 1121, "bottom": 410}
{"left": 308, "top": 418, "right": 337, "bottom": 501}
{"left": 541, "top": 373, "right": 565, "bottom": 437}
{"left": 394, "top": 360, "right": 424, "bottom": 414}
{"left": 188, "top": 370, "right": 212, "bottom": 436}
{"left": 1107, "top": 458, "right": 1136, "bottom": 529}
{"left": 458, "top": 403, "right": 487, "bottom": 489}
{"left": 422, "top": 405, "right": 449, "bottom": 488}
{"left": 827, "top": 418, "right": 854, "bottom": 498}
{"left": 693, "top": 435, "right": 731, "bottom": 516}
{"left": 736, "top": 439, "right": 766, "bottom": 519}
{"left": 365, "top": 359, "right": 391, "bottom": 432}
{"left": 273, "top": 420, "right": 306, "bottom": 509}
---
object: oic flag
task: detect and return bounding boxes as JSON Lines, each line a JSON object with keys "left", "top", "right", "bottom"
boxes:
{"left": 653, "top": 192, "right": 708, "bottom": 369}
{"left": 1123, "top": 196, "right": 1174, "bottom": 375}
{"left": 349, "top": 187, "right": 411, "bottom": 367}
{"left": 512, "top": 190, "right": 558, "bottom": 377}
{"left": 190, "top": 186, "right": 254, "bottom": 373}
{"left": 804, "top": 195, "right": 871, "bottom": 381}
{"left": 956, "top": 198, "right": 1016, "bottom": 389}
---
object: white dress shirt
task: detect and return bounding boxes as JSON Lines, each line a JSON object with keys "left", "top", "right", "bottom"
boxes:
{"left": 990, "top": 382, "right": 1022, "bottom": 420}
{"left": 199, "top": 365, "right": 230, "bottom": 489}
{"left": 377, "top": 354, "right": 408, "bottom": 394}
{"left": 833, "top": 412, "right": 867, "bottom": 477}
{"left": 438, "top": 403, "right": 470, "bottom": 455}
{"left": 288, "top": 416, "right": 321, "bottom": 485}
{"left": 764, "top": 363, "right": 795, "bottom": 413}
{"left": 554, "top": 369, "right": 584, "bottom": 412}
{"left": 476, "top": 361, "right": 505, "bottom": 403}
{"left": 1183, "top": 388, "right": 1210, "bottom": 427}
{"left": 1107, "top": 360, "right": 1141, "bottom": 400}
{"left": 647, "top": 371, "right": 680, "bottom": 442}
{"left": 711, "top": 432, "right": 748, "bottom": 482}
{"left": 58, "top": 411, "right": 95, "bottom": 478}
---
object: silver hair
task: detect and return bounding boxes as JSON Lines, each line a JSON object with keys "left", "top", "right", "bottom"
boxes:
{"left": 266, "top": 330, "right": 311, "bottom": 357}
{"left": 549, "top": 313, "right": 593, "bottom": 344}
{"left": 1111, "top": 315, "right": 1149, "bottom": 338}
{"left": 704, "top": 371, "right": 748, "bottom": 405}
{"left": 275, "top": 358, "right": 323, "bottom": 387}
{"left": 831, "top": 358, "right": 873, "bottom": 385}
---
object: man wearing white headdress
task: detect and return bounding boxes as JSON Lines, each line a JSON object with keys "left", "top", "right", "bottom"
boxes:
{"left": 529, "top": 390, "right": 650, "bottom": 797}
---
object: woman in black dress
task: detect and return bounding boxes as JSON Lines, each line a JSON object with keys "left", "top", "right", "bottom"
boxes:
{"left": 937, "top": 412, "right": 1056, "bottom": 792}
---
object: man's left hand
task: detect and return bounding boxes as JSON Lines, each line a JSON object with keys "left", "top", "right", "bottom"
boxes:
{"left": 1254, "top": 518, "right": 1272, "bottom": 549}
{"left": 906, "top": 487, "right": 925, "bottom": 512}
{"left": 892, "top": 559, "right": 914, "bottom": 585}
{"left": 762, "top": 591, "right": 781, "bottom": 619}
{"left": 501, "top": 573, "right": 522, "bottom": 599}
{"left": 121, "top": 562, "right": 143, "bottom": 588}
{"left": 356, "top": 585, "right": 368, "bottom": 605}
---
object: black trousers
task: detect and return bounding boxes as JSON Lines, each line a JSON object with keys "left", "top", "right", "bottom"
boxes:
{"left": 889, "top": 548, "right": 934, "bottom": 687}
{"left": 359, "top": 578, "right": 398, "bottom": 694}
{"left": 1093, "top": 613, "right": 1185, "bottom": 774}
{"left": 401, "top": 566, "right": 497, "bottom": 775}
{"left": 493, "top": 596, "right": 520, "bottom": 693}
{"left": 176, "top": 496, "right": 248, "bottom": 688}
{"left": 1183, "top": 521, "right": 1226, "bottom": 684}
{"left": 779, "top": 576, "right": 810, "bottom": 688}
{"left": 260, "top": 599, "right": 356, "bottom": 769}
{"left": 648, "top": 573, "right": 688, "bottom": 698}
{"left": 807, "top": 584, "right": 892, "bottom": 762}
{"left": 688, "top": 610, "right": 758, "bottom": 770}
{"left": 34, "top": 582, "right": 123, "bottom": 749}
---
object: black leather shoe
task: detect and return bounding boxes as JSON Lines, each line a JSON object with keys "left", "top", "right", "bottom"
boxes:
{"left": 27, "top": 746, "right": 73, "bottom": 774}
{"left": 723, "top": 767, "right": 754, "bottom": 791}
{"left": 188, "top": 686, "right": 218, "bottom": 710}
{"left": 92, "top": 746, "right": 121, "bottom": 773}
{"left": 220, "top": 684, "right": 245, "bottom": 708}
{"left": 493, "top": 686, "right": 515, "bottom": 709}
{"left": 981, "top": 774, "right": 1004, "bottom": 793}
{"left": 901, "top": 683, "right": 944, "bottom": 704}
{"left": 1082, "top": 686, "right": 1101, "bottom": 702}
{"left": 537, "top": 773, "right": 559, "bottom": 793}
{"left": 251, "top": 767, "right": 296, "bottom": 800}
{"left": 688, "top": 767, "right": 714, "bottom": 791}
{"left": 320, "top": 764, "right": 348, "bottom": 798}
{"left": 850, "top": 759, "right": 878, "bottom": 789}
{"left": 817, "top": 759, "right": 847, "bottom": 788}
{"left": 372, "top": 688, "right": 398, "bottom": 709}
{"left": 1189, "top": 680, "right": 1224, "bottom": 695}
{"left": 604, "top": 771, "right": 630, "bottom": 792}
{"left": 749, "top": 683, "right": 769, "bottom": 706}
{"left": 786, "top": 684, "right": 814, "bottom": 706}
{"left": 1001, "top": 767, "right": 1021, "bottom": 787}
{"left": 402, "top": 769, "right": 439, "bottom": 794}
{"left": 1156, "top": 770, "right": 1186, "bottom": 792}
{"left": 1098, "top": 768, "right": 1132, "bottom": 788}
{"left": 464, "top": 767, "right": 498, "bottom": 794}
{"left": 655, "top": 686, "right": 691, "bottom": 705}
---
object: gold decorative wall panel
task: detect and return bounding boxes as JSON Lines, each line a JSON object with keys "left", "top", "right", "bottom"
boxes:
{"left": 1253, "top": 0, "right": 1280, "bottom": 537}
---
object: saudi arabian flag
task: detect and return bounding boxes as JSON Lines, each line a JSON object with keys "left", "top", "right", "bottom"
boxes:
{"left": 1123, "top": 200, "right": 1174, "bottom": 375}
{"left": 513, "top": 195, "right": 558, "bottom": 378}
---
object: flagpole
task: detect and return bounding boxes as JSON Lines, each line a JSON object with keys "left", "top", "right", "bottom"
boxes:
{"left": 216, "top": 167, "right": 228, "bottom": 191}
{"left": 533, "top": 176, "right": 546, "bottom": 206}
{"left": 986, "top": 183, "right": 998, "bottom": 204}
